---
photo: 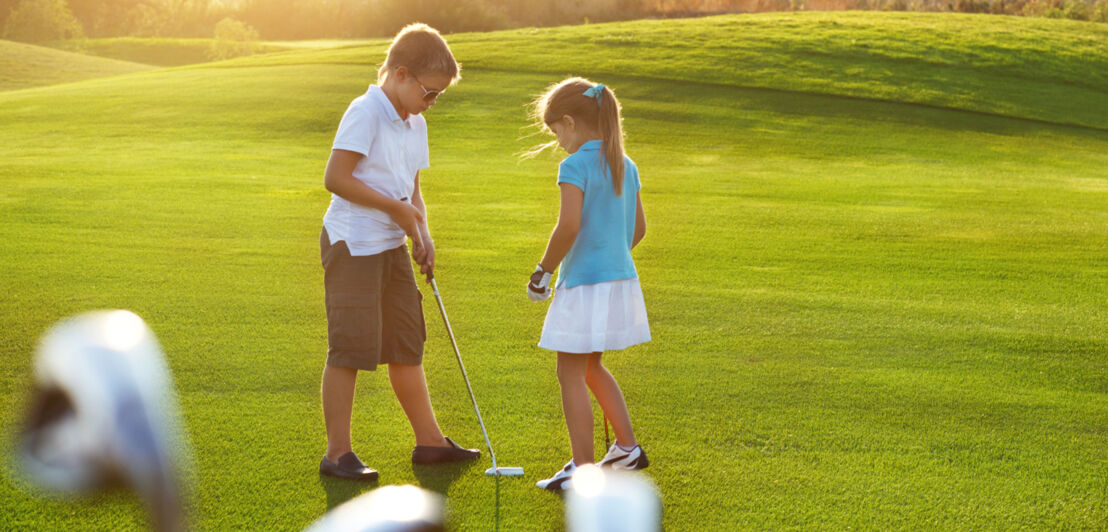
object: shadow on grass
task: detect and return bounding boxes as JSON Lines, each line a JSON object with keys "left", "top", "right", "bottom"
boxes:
{"left": 317, "top": 474, "right": 378, "bottom": 511}
{"left": 413, "top": 461, "right": 504, "bottom": 530}
{"left": 411, "top": 460, "right": 476, "bottom": 495}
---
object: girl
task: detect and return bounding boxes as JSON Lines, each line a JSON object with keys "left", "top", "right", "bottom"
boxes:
{"left": 526, "top": 78, "right": 651, "bottom": 491}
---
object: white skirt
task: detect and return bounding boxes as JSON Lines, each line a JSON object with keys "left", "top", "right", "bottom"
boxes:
{"left": 538, "top": 278, "right": 651, "bottom": 354}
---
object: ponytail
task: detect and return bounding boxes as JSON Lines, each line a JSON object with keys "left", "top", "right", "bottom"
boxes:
{"left": 528, "top": 78, "right": 627, "bottom": 195}
{"left": 596, "top": 85, "right": 625, "bottom": 196}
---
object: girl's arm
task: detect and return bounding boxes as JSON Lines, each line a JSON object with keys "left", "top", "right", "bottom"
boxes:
{"left": 324, "top": 149, "right": 424, "bottom": 249}
{"left": 409, "top": 172, "right": 434, "bottom": 281}
{"left": 632, "top": 190, "right": 646, "bottom": 249}
{"left": 539, "top": 183, "right": 584, "bottom": 272}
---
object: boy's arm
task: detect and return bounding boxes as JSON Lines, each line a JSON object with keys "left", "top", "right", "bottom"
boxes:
{"left": 409, "top": 172, "right": 434, "bottom": 282}
{"left": 632, "top": 190, "right": 646, "bottom": 249}
{"left": 539, "top": 183, "right": 584, "bottom": 272}
{"left": 324, "top": 149, "right": 424, "bottom": 250}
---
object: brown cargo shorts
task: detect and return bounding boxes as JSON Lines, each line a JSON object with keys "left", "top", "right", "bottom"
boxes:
{"left": 321, "top": 227, "right": 426, "bottom": 371}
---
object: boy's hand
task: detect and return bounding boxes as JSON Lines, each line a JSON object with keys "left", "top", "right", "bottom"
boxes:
{"left": 389, "top": 200, "right": 425, "bottom": 250}
{"left": 412, "top": 237, "right": 435, "bottom": 283}
{"left": 527, "top": 264, "right": 553, "bottom": 301}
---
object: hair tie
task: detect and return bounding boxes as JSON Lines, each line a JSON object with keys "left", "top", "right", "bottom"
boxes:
{"left": 583, "top": 83, "right": 605, "bottom": 106}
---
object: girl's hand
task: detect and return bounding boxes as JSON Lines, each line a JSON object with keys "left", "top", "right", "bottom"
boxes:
{"left": 527, "top": 264, "right": 553, "bottom": 301}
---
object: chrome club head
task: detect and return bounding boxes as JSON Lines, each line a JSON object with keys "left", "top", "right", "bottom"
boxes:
{"left": 17, "top": 310, "right": 191, "bottom": 531}
{"left": 305, "top": 485, "right": 444, "bottom": 532}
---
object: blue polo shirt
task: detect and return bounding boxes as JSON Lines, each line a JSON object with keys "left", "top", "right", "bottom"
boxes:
{"left": 556, "top": 140, "right": 641, "bottom": 289}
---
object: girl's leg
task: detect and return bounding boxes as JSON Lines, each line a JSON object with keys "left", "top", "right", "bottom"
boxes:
{"left": 388, "top": 362, "right": 448, "bottom": 447}
{"left": 585, "top": 353, "right": 637, "bottom": 448}
{"left": 322, "top": 364, "right": 358, "bottom": 461}
{"left": 558, "top": 352, "right": 595, "bottom": 464}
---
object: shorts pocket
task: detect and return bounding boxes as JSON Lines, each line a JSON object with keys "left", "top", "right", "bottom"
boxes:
{"left": 326, "top": 291, "right": 381, "bottom": 355}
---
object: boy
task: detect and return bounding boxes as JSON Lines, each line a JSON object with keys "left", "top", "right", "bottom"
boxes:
{"left": 318, "top": 23, "right": 478, "bottom": 481}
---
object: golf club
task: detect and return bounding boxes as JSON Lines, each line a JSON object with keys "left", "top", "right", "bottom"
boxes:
{"left": 17, "top": 310, "right": 190, "bottom": 532}
{"left": 428, "top": 271, "right": 524, "bottom": 477}
{"left": 304, "top": 485, "right": 444, "bottom": 532}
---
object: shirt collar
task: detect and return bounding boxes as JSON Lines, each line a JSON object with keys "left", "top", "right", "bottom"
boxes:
{"left": 579, "top": 140, "right": 602, "bottom": 151}
{"left": 368, "top": 84, "right": 410, "bottom": 126}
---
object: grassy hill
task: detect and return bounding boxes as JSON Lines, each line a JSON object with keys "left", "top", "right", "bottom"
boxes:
{"left": 232, "top": 12, "right": 1108, "bottom": 130}
{"left": 0, "top": 39, "right": 155, "bottom": 91}
{"left": 1, "top": 12, "right": 1105, "bottom": 530}
{"left": 461, "top": 12, "right": 1108, "bottom": 130}
{"left": 80, "top": 37, "right": 297, "bottom": 66}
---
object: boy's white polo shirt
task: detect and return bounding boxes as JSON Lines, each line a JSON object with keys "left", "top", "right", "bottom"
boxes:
{"left": 323, "top": 84, "right": 429, "bottom": 256}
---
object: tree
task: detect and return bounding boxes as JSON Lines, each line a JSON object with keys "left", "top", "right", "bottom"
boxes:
{"left": 3, "top": 0, "right": 84, "bottom": 43}
{"left": 208, "top": 17, "right": 258, "bottom": 60}
{"left": 65, "top": 0, "right": 135, "bottom": 37}
{"left": 0, "top": 0, "right": 21, "bottom": 29}
{"left": 1095, "top": 0, "right": 1108, "bottom": 21}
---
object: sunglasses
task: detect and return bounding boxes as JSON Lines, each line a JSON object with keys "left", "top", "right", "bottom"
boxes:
{"left": 414, "top": 77, "right": 445, "bottom": 103}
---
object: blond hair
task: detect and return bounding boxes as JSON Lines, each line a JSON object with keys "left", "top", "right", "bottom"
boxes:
{"left": 377, "top": 23, "right": 460, "bottom": 84}
{"left": 529, "top": 77, "right": 626, "bottom": 195}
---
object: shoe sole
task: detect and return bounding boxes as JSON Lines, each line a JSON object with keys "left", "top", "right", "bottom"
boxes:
{"left": 319, "top": 468, "right": 379, "bottom": 481}
{"left": 537, "top": 476, "right": 572, "bottom": 491}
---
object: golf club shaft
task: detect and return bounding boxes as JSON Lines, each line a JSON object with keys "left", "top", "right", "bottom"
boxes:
{"left": 430, "top": 278, "right": 500, "bottom": 470}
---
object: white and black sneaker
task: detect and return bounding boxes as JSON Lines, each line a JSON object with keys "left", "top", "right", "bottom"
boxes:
{"left": 600, "top": 443, "right": 649, "bottom": 470}
{"left": 535, "top": 460, "right": 576, "bottom": 491}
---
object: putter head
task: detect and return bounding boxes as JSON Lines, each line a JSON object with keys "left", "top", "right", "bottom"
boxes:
{"left": 16, "top": 310, "right": 191, "bottom": 531}
{"left": 486, "top": 466, "right": 525, "bottom": 477}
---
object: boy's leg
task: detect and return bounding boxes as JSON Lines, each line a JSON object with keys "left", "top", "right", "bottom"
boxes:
{"left": 388, "top": 362, "right": 448, "bottom": 447}
{"left": 558, "top": 352, "right": 594, "bottom": 465}
{"left": 380, "top": 246, "right": 453, "bottom": 448}
{"left": 584, "top": 353, "right": 637, "bottom": 447}
{"left": 379, "top": 247, "right": 475, "bottom": 462}
{"left": 321, "top": 363, "right": 358, "bottom": 462}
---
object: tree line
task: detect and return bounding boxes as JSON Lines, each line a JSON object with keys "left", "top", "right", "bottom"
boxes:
{"left": 0, "top": 0, "right": 677, "bottom": 41}
{"left": 2, "top": 0, "right": 1105, "bottom": 44}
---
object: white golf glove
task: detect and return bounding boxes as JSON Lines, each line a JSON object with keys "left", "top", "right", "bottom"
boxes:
{"left": 527, "top": 264, "right": 553, "bottom": 302}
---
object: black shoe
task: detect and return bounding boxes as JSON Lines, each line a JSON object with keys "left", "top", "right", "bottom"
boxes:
{"left": 411, "top": 436, "right": 481, "bottom": 465}
{"left": 319, "top": 451, "right": 379, "bottom": 481}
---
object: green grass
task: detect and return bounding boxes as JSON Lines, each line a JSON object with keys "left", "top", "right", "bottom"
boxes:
{"left": 263, "top": 39, "right": 374, "bottom": 49}
{"left": 1, "top": 12, "right": 1107, "bottom": 530}
{"left": 229, "top": 12, "right": 1108, "bottom": 130}
{"left": 78, "top": 37, "right": 296, "bottom": 67}
{"left": 0, "top": 39, "right": 154, "bottom": 91}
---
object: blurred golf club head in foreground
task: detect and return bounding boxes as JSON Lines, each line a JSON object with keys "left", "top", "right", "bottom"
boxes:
{"left": 305, "top": 485, "right": 445, "bottom": 532}
{"left": 566, "top": 464, "right": 661, "bottom": 532}
{"left": 15, "top": 310, "right": 192, "bottom": 532}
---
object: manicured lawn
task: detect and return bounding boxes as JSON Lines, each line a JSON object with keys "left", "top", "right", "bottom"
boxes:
{"left": 0, "top": 39, "right": 153, "bottom": 90}
{"left": 78, "top": 37, "right": 295, "bottom": 66}
{"left": 1, "top": 12, "right": 1105, "bottom": 530}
